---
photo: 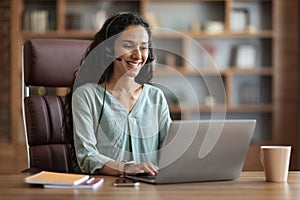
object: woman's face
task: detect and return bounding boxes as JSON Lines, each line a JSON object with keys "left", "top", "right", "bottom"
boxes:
{"left": 113, "top": 25, "right": 149, "bottom": 78}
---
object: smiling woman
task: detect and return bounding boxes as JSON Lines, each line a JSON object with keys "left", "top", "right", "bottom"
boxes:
{"left": 110, "top": 25, "right": 150, "bottom": 104}
{"left": 64, "top": 13, "right": 172, "bottom": 176}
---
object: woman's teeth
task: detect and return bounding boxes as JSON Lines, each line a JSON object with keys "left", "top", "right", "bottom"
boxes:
{"left": 127, "top": 61, "right": 140, "bottom": 67}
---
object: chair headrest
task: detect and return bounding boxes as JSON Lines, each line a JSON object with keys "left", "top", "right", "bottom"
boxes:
{"left": 23, "top": 39, "right": 91, "bottom": 87}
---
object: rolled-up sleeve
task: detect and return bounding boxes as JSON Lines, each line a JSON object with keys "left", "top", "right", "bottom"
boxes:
{"left": 72, "top": 86, "right": 112, "bottom": 174}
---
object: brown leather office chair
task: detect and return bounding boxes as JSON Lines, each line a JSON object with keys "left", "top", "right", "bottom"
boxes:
{"left": 22, "top": 39, "right": 90, "bottom": 173}
{"left": 22, "top": 38, "right": 180, "bottom": 174}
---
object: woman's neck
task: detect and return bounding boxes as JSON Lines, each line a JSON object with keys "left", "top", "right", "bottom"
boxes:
{"left": 105, "top": 74, "right": 143, "bottom": 112}
{"left": 107, "top": 72, "right": 140, "bottom": 93}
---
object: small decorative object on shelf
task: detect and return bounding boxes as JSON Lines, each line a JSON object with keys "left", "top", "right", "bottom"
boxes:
{"left": 204, "top": 21, "right": 224, "bottom": 34}
{"left": 23, "top": 10, "right": 49, "bottom": 32}
{"left": 231, "top": 8, "right": 249, "bottom": 32}
{"left": 190, "top": 20, "right": 201, "bottom": 32}
{"left": 234, "top": 44, "right": 257, "bottom": 68}
{"left": 93, "top": 10, "right": 107, "bottom": 31}
{"left": 246, "top": 25, "right": 257, "bottom": 34}
{"left": 239, "top": 82, "right": 260, "bottom": 104}
{"left": 201, "top": 44, "right": 216, "bottom": 68}
{"left": 204, "top": 96, "right": 216, "bottom": 107}
{"left": 93, "top": 1, "right": 109, "bottom": 31}
{"left": 165, "top": 53, "right": 176, "bottom": 67}
{"left": 145, "top": 12, "right": 160, "bottom": 28}
{"left": 66, "top": 12, "right": 81, "bottom": 30}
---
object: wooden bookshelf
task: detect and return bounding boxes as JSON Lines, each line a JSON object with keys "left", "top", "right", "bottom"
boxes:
{"left": 9, "top": 0, "right": 300, "bottom": 170}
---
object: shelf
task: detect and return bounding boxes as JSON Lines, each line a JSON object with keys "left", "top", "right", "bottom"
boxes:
{"left": 154, "top": 66, "right": 272, "bottom": 76}
{"left": 181, "top": 31, "right": 273, "bottom": 39}
{"left": 229, "top": 67, "right": 273, "bottom": 76}
{"left": 22, "top": 31, "right": 94, "bottom": 39}
{"left": 169, "top": 104, "right": 272, "bottom": 114}
{"left": 22, "top": 30, "right": 273, "bottom": 40}
{"left": 26, "top": 29, "right": 273, "bottom": 40}
{"left": 152, "top": 30, "right": 273, "bottom": 39}
{"left": 227, "top": 104, "right": 273, "bottom": 113}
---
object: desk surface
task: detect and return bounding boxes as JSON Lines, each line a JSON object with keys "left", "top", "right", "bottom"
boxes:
{"left": 1, "top": 172, "right": 300, "bottom": 200}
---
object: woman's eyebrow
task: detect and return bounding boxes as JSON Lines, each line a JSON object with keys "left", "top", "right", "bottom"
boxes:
{"left": 122, "top": 40, "right": 134, "bottom": 43}
{"left": 122, "top": 40, "right": 149, "bottom": 45}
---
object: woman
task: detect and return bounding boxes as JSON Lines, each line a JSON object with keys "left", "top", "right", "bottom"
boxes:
{"left": 66, "top": 13, "right": 172, "bottom": 176}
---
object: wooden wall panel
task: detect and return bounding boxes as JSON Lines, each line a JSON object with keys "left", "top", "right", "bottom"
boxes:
{"left": 0, "top": 0, "right": 11, "bottom": 142}
{"left": 273, "top": 0, "right": 299, "bottom": 169}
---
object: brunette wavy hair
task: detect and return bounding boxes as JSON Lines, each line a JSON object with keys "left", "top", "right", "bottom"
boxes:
{"left": 63, "top": 13, "right": 155, "bottom": 147}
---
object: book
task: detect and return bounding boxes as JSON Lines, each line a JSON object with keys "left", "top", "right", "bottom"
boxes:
{"left": 24, "top": 171, "right": 90, "bottom": 185}
{"left": 44, "top": 177, "right": 104, "bottom": 189}
{"left": 65, "top": 12, "right": 81, "bottom": 30}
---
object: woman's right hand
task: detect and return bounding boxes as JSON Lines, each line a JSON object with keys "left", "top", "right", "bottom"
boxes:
{"left": 123, "top": 162, "right": 159, "bottom": 176}
{"left": 98, "top": 161, "right": 159, "bottom": 176}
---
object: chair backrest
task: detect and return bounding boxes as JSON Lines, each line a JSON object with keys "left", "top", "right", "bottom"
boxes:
{"left": 22, "top": 39, "right": 90, "bottom": 173}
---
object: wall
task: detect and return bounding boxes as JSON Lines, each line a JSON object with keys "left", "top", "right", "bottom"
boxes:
{"left": 0, "top": 0, "right": 11, "bottom": 142}
{"left": 273, "top": 0, "right": 299, "bottom": 170}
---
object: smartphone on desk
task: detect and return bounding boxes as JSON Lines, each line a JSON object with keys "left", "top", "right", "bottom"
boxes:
{"left": 113, "top": 177, "right": 140, "bottom": 187}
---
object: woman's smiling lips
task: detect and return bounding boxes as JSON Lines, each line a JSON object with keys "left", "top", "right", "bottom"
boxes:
{"left": 126, "top": 61, "right": 142, "bottom": 68}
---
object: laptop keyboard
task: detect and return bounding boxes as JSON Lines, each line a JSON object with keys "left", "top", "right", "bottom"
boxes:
{"left": 134, "top": 173, "right": 156, "bottom": 180}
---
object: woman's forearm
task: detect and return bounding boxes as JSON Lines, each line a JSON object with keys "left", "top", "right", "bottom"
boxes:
{"left": 97, "top": 160, "right": 125, "bottom": 176}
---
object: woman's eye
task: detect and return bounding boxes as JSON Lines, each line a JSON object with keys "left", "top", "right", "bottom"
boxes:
{"left": 140, "top": 46, "right": 148, "bottom": 51}
{"left": 123, "top": 45, "right": 133, "bottom": 49}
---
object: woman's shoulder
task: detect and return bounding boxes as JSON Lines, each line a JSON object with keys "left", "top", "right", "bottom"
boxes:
{"left": 143, "top": 83, "right": 165, "bottom": 97}
{"left": 144, "top": 83, "right": 162, "bottom": 92}
{"left": 73, "top": 83, "right": 102, "bottom": 96}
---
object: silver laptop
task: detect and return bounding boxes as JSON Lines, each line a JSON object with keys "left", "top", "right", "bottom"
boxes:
{"left": 126, "top": 119, "right": 256, "bottom": 184}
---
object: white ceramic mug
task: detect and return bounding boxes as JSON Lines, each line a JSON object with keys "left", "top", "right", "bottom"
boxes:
{"left": 260, "top": 146, "right": 291, "bottom": 182}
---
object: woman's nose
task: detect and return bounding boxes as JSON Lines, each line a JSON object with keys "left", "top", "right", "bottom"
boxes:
{"left": 132, "top": 48, "right": 142, "bottom": 59}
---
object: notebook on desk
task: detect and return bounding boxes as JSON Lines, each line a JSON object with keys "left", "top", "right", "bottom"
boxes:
{"left": 126, "top": 119, "right": 256, "bottom": 184}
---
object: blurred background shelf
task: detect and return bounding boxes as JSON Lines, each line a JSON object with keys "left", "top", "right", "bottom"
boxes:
{"left": 6, "top": 0, "right": 299, "bottom": 171}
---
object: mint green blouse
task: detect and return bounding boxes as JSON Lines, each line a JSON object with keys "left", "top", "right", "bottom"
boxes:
{"left": 72, "top": 83, "right": 172, "bottom": 174}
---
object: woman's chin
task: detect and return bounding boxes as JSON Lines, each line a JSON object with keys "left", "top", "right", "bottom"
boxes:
{"left": 127, "top": 71, "right": 140, "bottom": 78}
{"left": 125, "top": 66, "right": 141, "bottom": 75}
